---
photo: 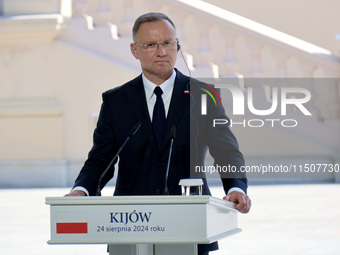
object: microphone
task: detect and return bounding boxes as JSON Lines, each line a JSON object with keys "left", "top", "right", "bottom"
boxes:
{"left": 164, "top": 126, "right": 176, "bottom": 195}
{"left": 96, "top": 122, "right": 141, "bottom": 196}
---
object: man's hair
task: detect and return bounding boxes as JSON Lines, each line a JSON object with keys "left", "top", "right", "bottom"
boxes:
{"left": 132, "top": 12, "right": 176, "bottom": 42}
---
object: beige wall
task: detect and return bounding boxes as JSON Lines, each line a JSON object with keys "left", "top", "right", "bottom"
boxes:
{"left": 52, "top": 42, "right": 138, "bottom": 159}
{"left": 1, "top": 0, "right": 72, "bottom": 16}
{"left": 1, "top": 0, "right": 339, "bottom": 187}
{"left": 0, "top": 41, "right": 138, "bottom": 160}
{"left": 0, "top": 38, "right": 137, "bottom": 187}
{"left": 204, "top": 0, "right": 340, "bottom": 55}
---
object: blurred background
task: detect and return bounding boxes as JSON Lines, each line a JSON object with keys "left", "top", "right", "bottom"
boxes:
{"left": 0, "top": 1, "right": 340, "bottom": 254}
{"left": 0, "top": 0, "right": 339, "bottom": 187}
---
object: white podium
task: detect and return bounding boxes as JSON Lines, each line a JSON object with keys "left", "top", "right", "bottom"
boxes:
{"left": 46, "top": 196, "right": 241, "bottom": 255}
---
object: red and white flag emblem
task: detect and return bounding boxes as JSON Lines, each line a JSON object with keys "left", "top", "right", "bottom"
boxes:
{"left": 56, "top": 212, "right": 88, "bottom": 234}
{"left": 56, "top": 222, "right": 88, "bottom": 234}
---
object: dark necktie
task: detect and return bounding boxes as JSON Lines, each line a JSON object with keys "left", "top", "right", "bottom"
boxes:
{"left": 152, "top": 86, "right": 165, "bottom": 149}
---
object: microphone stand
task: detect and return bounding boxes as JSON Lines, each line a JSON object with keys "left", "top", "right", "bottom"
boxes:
{"left": 96, "top": 122, "right": 141, "bottom": 196}
{"left": 164, "top": 126, "right": 176, "bottom": 195}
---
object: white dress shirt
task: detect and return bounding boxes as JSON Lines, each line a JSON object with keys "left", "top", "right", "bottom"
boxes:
{"left": 142, "top": 69, "right": 176, "bottom": 120}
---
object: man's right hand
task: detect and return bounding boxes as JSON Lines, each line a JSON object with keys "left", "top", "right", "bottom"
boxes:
{"left": 64, "top": 190, "right": 87, "bottom": 196}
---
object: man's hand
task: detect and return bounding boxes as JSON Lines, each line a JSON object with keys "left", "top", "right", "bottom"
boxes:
{"left": 223, "top": 191, "right": 251, "bottom": 214}
{"left": 64, "top": 190, "right": 87, "bottom": 197}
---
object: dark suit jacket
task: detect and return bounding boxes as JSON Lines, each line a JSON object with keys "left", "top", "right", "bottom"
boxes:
{"left": 73, "top": 69, "right": 247, "bottom": 252}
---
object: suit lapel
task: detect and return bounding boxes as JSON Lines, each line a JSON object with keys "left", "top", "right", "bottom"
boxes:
{"left": 125, "top": 75, "right": 158, "bottom": 152}
{"left": 125, "top": 70, "right": 190, "bottom": 154}
{"left": 160, "top": 70, "right": 190, "bottom": 150}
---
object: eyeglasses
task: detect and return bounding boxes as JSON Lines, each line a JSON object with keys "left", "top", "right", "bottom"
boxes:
{"left": 134, "top": 41, "right": 177, "bottom": 52}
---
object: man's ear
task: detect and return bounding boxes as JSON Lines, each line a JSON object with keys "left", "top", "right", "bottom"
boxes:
{"left": 130, "top": 43, "right": 139, "bottom": 60}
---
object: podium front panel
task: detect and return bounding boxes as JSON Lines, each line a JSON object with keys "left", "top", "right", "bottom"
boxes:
{"left": 46, "top": 196, "right": 240, "bottom": 244}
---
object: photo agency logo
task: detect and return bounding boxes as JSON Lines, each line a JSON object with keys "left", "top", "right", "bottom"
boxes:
{"left": 199, "top": 83, "right": 223, "bottom": 114}
{"left": 198, "top": 78, "right": 313, "bottom": 128}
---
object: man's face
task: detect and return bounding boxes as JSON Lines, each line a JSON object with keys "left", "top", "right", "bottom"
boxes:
{"left": 130, "top": 20, "right": 178, "bottom": 84}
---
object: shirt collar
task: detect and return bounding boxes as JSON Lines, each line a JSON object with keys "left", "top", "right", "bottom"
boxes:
{"left": 143, "top": 70, "right": 176, "bottom": 100}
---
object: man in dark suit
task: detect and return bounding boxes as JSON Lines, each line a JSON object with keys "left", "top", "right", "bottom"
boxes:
{"left": 66, "top": 12, "right": 251, "bottom": 254}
